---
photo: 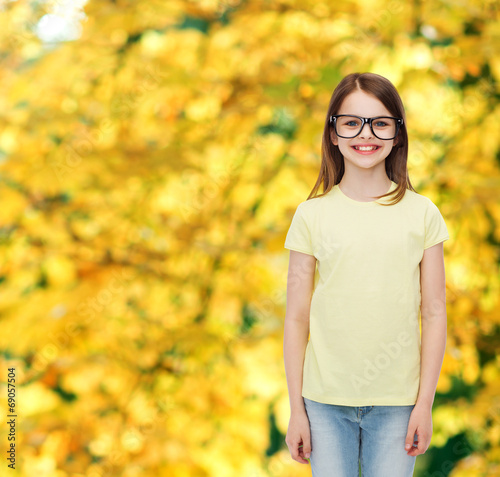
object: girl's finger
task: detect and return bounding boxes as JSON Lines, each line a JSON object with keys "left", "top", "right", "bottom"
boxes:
{"left": 298, "top": 444, "right": 311, "bottom": 463}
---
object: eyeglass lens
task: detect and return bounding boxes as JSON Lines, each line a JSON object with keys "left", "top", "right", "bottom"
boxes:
{"left": 336, "top": 116, "right": 397, "bottom": 139}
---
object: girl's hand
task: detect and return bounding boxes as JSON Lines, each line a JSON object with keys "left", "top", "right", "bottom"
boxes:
{"left": 405, "top": 403, "right": 433, "bottom": 456}
{"left": 285, "top": 411, "right": 311, "bottom": 464}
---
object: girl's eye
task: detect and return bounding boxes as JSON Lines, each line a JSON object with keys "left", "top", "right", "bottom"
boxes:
{"left": 374, "top": 121, "right": 389, "bottom": 127}
{"left": 344, "top": 120, "right": 360, "bottom": 127}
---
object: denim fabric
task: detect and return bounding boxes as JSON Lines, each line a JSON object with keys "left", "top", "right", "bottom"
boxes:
{"left": 304, "top": 397, "right": 418, "bottom": 477}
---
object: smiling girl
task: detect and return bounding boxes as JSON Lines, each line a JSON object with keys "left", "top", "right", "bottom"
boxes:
{"left": 283, "top": 73, "right": 450, "bottom": 477}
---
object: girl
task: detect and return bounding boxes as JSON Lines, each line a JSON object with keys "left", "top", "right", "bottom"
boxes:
{"left": 283, "top": 72, "right": 449, "bottom": 477}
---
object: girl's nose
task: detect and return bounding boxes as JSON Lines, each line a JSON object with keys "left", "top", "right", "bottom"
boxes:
{"left": 359, "top": 122, "right": 373, "bottom": 138}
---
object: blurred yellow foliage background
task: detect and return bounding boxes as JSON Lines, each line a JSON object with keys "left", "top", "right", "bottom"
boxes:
{"left": 0, "top": 0, "right": 499, "bottom": 476}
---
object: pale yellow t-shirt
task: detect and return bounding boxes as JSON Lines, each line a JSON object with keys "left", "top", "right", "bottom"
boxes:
{"left": 284, "top": 180, "right": 450, "bottom": 406}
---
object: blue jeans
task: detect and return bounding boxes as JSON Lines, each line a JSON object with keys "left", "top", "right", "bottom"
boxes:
{"left": 304, "top": 397, "right": 418, "bottom": 477}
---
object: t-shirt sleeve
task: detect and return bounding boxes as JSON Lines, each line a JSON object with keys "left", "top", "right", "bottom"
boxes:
{"left": 424, "top": 199, "right": 450, "bottom": 249}
{"left": 284, "top": 203, "right": 315, "bottom": 256}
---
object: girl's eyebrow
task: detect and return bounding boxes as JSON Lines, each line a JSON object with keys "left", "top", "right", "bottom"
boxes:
{"left": 339, "top": 113, "right": 392, "bottom": 117}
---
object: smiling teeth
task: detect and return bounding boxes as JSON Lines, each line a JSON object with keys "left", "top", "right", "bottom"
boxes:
{"left": 355, "top": 146, "right": 378, "bottom": 151}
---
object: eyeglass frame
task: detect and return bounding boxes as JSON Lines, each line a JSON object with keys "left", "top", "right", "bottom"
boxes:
{"left": 329, "top": 114, "right": 404, "bottom": 140}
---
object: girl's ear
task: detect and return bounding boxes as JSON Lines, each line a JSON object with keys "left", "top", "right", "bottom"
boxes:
{"left": 331, "top": 130, "right": 338, "bottom": 146}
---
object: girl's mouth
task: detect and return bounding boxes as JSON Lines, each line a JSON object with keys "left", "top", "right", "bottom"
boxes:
{"left": 352, "top": 145, "right": 381, "bottom": 154}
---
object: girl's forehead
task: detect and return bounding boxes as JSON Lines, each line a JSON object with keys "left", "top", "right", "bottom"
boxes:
{"left": 338, "top": 90, "right": 392, "bottom": 116}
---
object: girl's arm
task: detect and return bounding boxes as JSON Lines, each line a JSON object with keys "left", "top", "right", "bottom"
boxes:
{"left": 283, "top": 250, "right": 316, "bottom": 415}
{"left": 416, "top": 241, "right": 448, "bottom": 410}
{"left": 406, "top": 242, "right": 447, "bottom": 455}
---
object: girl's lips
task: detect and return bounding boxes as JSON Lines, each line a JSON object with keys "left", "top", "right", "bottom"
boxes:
{"left": 351, "top": 145, "right": 381, "bottom": 155}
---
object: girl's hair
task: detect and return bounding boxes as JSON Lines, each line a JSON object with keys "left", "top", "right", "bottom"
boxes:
{"left": 307, "top": 72, "right": 416, "bottom": 204}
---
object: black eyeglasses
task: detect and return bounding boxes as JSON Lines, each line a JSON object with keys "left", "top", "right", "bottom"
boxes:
{"left": 329, "top": 115, "right": 403, "bottom": 140}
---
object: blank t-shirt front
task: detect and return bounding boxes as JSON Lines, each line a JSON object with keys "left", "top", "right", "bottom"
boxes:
{"left": 284, "top": 180, "right": 450, "bottom": 406}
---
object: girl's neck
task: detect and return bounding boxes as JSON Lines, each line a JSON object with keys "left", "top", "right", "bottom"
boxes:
{"left": 338, "top": 177, "right": 392, "bottom": 202}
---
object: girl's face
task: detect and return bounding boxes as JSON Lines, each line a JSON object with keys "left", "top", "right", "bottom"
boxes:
{"left": 332, "top": 89, "right": 397, "bottom": 172}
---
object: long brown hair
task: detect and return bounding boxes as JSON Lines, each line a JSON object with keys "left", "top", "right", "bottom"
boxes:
{"left": 307, "top": 72, "right": 416, "bottom": 205}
